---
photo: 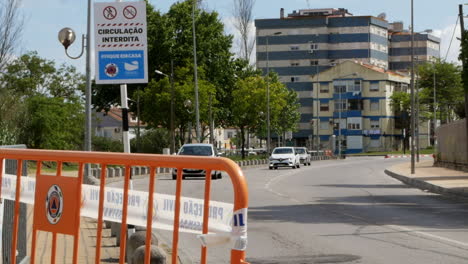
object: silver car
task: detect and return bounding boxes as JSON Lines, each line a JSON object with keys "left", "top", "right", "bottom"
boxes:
{"left": 295, "top": 147, "right": 311, "bottom": 166}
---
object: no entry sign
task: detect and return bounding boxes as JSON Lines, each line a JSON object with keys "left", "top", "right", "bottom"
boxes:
{"left": 94, "top": 1, "right": 148, "bottom": 84}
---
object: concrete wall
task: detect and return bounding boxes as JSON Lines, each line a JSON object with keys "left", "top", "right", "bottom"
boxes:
{"left": 435, "top": 119, "right": 468, "bottom": 170}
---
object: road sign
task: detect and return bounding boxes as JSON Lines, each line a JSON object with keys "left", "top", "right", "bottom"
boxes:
{"left": 94, "top": 1, "right": 148, "bottom": 84}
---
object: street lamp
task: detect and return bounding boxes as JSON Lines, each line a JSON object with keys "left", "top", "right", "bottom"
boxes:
{"left": 410, "top": 0, "right": 416, "bottom": 174}
{"left": 265, "top": 31, "right": 282, "bottom": 155}
{"left": 58, "top": 0, "right": 92, "bottom": 184}
{"left": 155, "top": 61, "right": 176, "bottom": 154}
{"left": 192, "top": 0, "right": 201, "bottom": 142}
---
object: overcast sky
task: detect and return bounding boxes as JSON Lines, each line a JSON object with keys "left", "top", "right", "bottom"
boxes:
{"left": 18, "top": 0, "right": 463, "bottom": 72}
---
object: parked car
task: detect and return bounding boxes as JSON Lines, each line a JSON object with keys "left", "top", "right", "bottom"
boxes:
{"left": 172, "top": 143, "right": 222, "bottom": 180}
{"left": 269, "top": 147, "right": 300, "bottom": 170}
{"left": 295, "top": 147, "right": 311, "bottom": 166}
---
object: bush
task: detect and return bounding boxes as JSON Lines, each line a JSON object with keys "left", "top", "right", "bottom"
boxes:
{"left": 131, "top": 128, "right": 170, "bottom": 154}
{"left": 92, "top": 136, "right": 123, "bottom": 152}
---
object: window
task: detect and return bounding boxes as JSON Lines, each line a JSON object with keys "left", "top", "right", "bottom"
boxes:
{"left": 334, "top": 118, "right": 346, "bottom": 129}
{"left": 290, "top": 61, "right": 300, "bottom": 66}
{"left": 370, "top": 120, "right": 380, "bottom": 129}
{"left": 348, "top": 80, "right": 362, "bottom": 92}
{"left": 348, "top": 99, "right": 363, "bottom": 111}
{"left": 370, "top": 101, "right": 380, "bottom": 111}
{"left": 347, "top": 117, "right": 362, "bottom": 130}
{"left": 370, "top": 82, "right": 379, "bottom": 92}
{"left": 320, "top": 102, "right": 329, "bottom": 112}
{"left": 320, "top": 83, "right": 329, "bottom": 93}
{"left": 228, "top": 132, "right": 233, "bottom": 138}
{"left": 310, "top": 60, "right": 318, "bottom": 66}
{"left": 291, "top": 76, "right": 300, "bottom": 82}
{"left": 333, "top": 81, "right": 347, "bottom": 93}
{"left": 320, "top": 121, "right": 329, "bottom": 130}
{"left": 309, "top": 42, "right": 318, "bottom": 53}
{"left": 334, "top": 99, "right": 346, "bottom": 111}
{"left": 290, "top": 45, "right": 299, "bottom": 51}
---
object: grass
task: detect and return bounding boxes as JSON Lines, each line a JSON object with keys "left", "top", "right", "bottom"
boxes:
{"left": 27, "top": 161, "right": 79, "bottom": 174}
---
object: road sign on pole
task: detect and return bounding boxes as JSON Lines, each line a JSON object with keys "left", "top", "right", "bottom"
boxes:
{"left": 94, "top": 1, "right": 148, "bottom": 84}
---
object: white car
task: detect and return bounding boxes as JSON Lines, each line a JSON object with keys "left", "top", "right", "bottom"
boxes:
{"left": 269, "top": 147, "right": 300, "bottom": 170}
{"left": 295, "top": 147, "right": 311, "bottom": 166}
{"left": 172, "top": 143, "right": 222, "bottom": 180}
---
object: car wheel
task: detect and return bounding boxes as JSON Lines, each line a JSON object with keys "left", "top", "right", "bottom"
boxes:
{"left": 217, "top": 172, "right": 222, "bottom": 179}
{"left": 211, "top": 173, "right": 217, "bottom": 180}
{"left": 172, "top": 174, "right": 177, "bottom": 180}
{"left": 308, "top": 162, "right": 311, "bottom": 166}
{"left": 269, "top": 167, "right": 273, "bottom": 170}
{"left": 274, "top": 167, "right": 278, "bottom": 170}
{"left": 292, "top": 165, "right": 296, "bottom": 169}
{"left": 297, "top": 163, "right": 300, "bottom": 169}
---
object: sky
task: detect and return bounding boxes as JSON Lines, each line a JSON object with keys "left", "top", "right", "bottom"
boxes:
{"left": 17, "top": 0, "right": 464, "bottom": 73}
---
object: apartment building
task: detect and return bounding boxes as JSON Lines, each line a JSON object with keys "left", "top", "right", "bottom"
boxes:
{"left": 307, "top": 60, "right": 413, "bottom": 153}
{"left": 255, "top": 8, "right": 439, "bottom": 152}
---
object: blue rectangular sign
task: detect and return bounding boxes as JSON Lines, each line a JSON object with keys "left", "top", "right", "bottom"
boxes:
{"left": 98, "top": 50, "right": 145, "bottom": 82}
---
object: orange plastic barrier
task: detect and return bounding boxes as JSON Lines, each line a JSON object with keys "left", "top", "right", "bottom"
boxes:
{"left": 0, "top": 149, "right": 249, "bottom": 264}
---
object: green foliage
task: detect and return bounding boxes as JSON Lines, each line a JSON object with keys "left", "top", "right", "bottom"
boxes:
{"left": 390, "top": 91, "right": 410, "bottom": 130}
{"left": 130, "top": 128, "right": 170, "bottom": 154}
{"left": 0, "top": 51, "right": 85, "bottom": 149}
{"left": 92, "top": 136, "right": 123, "bottom": 152}
{"left": 21, "top": 95, "right": 84, "bottom": 150}
{"left": 417, "top": 59, "right": 464, "bottom": 121}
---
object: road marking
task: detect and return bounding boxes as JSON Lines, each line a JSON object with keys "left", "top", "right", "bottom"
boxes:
{"left": 262, "top": 160, "right": 468, "bottom": 251}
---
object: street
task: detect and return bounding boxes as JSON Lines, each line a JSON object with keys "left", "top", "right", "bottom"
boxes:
{"left": 112, "top": 157, "right": 468, "bottom": 263}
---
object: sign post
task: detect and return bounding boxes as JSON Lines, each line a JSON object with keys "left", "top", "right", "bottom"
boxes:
{"left": 94, "top": 1, "right": 148, "bottom": 190}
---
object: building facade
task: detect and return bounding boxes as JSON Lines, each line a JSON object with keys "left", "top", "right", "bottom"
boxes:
{"left": 255, "top": 8, "right": 439, "bottom": 151}
{"left": 306, "top": 61, "right": 412, "bottom": 153}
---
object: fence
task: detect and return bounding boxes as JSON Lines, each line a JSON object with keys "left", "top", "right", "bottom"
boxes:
{"left": 1, "top": 145, "right": 28, "bottom": 264}
{"left": 0, "top": 149, "right": 249, "bottom": 264}
{"left": 435, "top": 119, "right": 468, "bottom": 171}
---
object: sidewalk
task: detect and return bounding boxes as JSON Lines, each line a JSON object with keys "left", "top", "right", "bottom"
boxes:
{"left": 385, "top": 160, "right": 468, "bottom": 199}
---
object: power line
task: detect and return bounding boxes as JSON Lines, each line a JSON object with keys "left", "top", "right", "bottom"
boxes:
{"left": 445, "top": 16, "right": 460, "bottom": 61}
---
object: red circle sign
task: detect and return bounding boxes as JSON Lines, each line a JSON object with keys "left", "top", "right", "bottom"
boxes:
{"left": 103, "top": 6, "right": 117, "bottom": 20}
{"left": 123, "top": 5, "right": 137, "bottom": 19}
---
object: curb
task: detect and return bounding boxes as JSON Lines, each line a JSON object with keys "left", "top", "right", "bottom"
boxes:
{"left": 384, "top": 169, "right": 468, "bottom": 200}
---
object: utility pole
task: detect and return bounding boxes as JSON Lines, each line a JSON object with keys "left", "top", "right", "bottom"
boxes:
{"left": 410, "top": 0, "right": 416, "bottom": 174}
{"left": 192, "top": 0, "right": 201, "bottom": 142}
{"left": 459, "top": 4, "right": 468, "bottom": 163}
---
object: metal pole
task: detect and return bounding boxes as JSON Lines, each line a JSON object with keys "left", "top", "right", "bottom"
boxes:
{"left": 410, "top": 0, "right": 416, "bottom": 174}
{"left": 266, "top": 36, "right": 271, "bottom": 155}
{"left": 85, "top": 0, "right": 92, "bottom": 153}
{"left": 433, "top": 61, "right": 437, "bottom": 148}
{"left": 316, "top": 63, "right": 320, "bottom": 153}
{"left": 170, "top": 59, "right": 175, "bottom": 153}
{"left": 459, "top": 4, "right": 468, "bottom": 163}
{"left": 136, "top": 89, "right": 141, "bottom": 152}
{"left": 416, "top": 76, "right": 420, "bottom": 162}
{"left": 192, "top": 0, "right": 201, "bottom": 142}
{"left": 338, "top": 88, "right": 342, "bottom": 158}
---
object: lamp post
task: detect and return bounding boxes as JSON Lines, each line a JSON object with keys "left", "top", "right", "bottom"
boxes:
{"left": 58, "top": 0, "right": 92, "bottom": 183}
{"left": 155, "top": 61, "right": 176, "bottom": 154}
{"left": 265, "top": 31, "right": 282, "bottom": 155}
{"left": 410, "top": 0, "right": 416, "bottom": 174}
{"left": 192, "top": 0, "right": 201, "bottom": 142}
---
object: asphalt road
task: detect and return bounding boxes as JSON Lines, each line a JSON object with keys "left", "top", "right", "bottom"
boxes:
{"left": 111, "top": 157, "right": 468, "bottom": 264}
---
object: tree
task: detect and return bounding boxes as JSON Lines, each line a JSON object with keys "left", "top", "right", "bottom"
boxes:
{"left": 130, "top": 128, "right": 170, "bottom": 154}
{"left": 1, "top": 52, "right": 85, "bottom": 149}
{"left": 271, "top": 87, "right": 301, "bottom": 145}
{"left": 0, "top": 0, "right": 24, "bottom": 72}
{"left": 417, "top": 59, "right": 464, "bottom": 123}
{"left": 232, "top": 0, "right": 256, "bottom": 62}
{"left": 390, "top": 91, "right": 411, "bottom": 153}
{"left": 232, "top": 76, "right": 266, "bottom": 158}
{"left": 21, "top": 95, "right": 84, "bottom": 150}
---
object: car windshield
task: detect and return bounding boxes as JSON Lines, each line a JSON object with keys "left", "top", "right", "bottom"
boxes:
{"left": 295, "top": 148, "right": 305, "bottom": 154}
{"left": 273, "top": 148, "right": 293, "bottom": 154}
{"left": 179, "top": 146, "right": 213, "bottom": 156}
